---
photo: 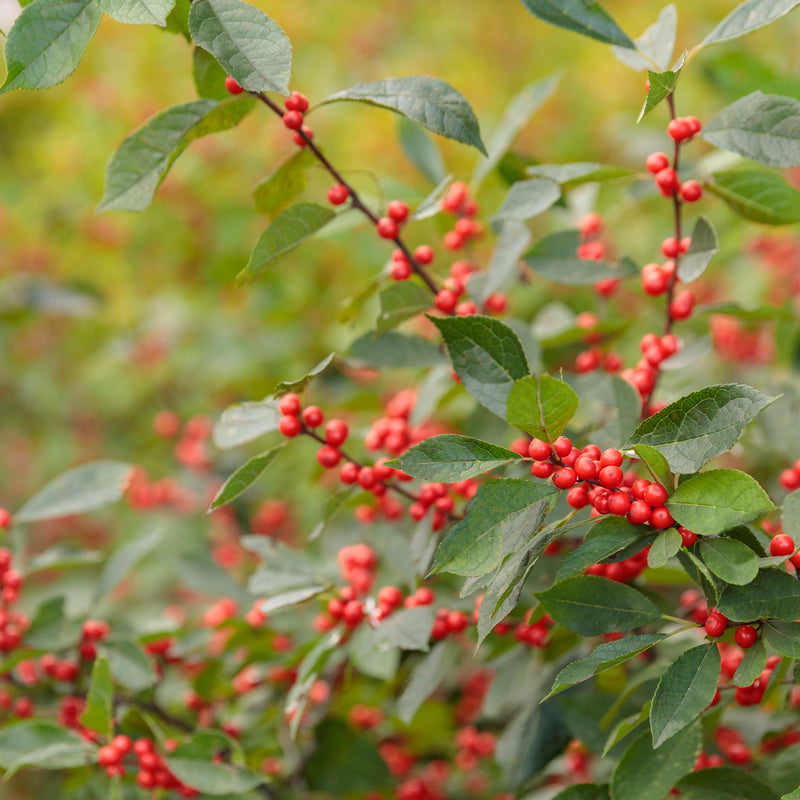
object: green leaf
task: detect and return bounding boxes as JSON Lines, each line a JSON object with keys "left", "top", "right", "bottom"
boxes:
{"left": 430, "top": 478, "right": 557, "bottom": 576}
{"left": 430, "top": 314, "right": 529, "bottom": 419}
{"left": 535, "top": 575, "right": 662, "bottom": 636}
{"left": 24, "top": 597, "right": 81, "bottom": 650}
{"left": 550, "top": 784, "right": 611, "bottom": 800}
{"left": 733, "top": 636, "right": 767, "bottom": 687}
{"left": 212, "top": 397, "right": 280, "bottom": 449}
{"left": 98, "top": 97, "right": 254, "bottom": 212}
{"left": 648, "top": 528, "right": 682, "bottom": 568}
{"left": 253, "top": 148, "right": 315, "bottom": 216}
{"left": 177, "top": 551, "right": 249, "bottom": 605}
{"left": 555, "top": 517, "right": 653, "bottom": 581}
{"left": 716, "top": 568, "right": 800, "bottom": 622}
{"left": 518, "top": 0, "right": 635, "bottom": 48}
{"left": 769, "top": 744, "right": 800, "bottom": 796}
{"left": 650, "top": 643, "right": 720, "bottom": 747}
{"left": 677, "top": 765, "right": 781, "bottom": 800}
{"left": 397, "top": 116, "right": 446, "bottom": 184}
{"left": 97, "top": 0, "right": 175, "bottom": 26}
{"left": 192, "top": 46, "right": 228, "bottom": 99}
{"left": 763, "top": 619, "right": 800, "bottom": 658}
{"left": 163, "top": 0, "right": 190, "bottom": 39}
{"left": 273, "top": 353, "right": 334, "bottom": 395}
{"left": 93, "top": 527, "right": 162, "bottom": 602}
{"left": 16, "top": 460, "right": 132, "bottom": 523}
{"left": 546, "top": 634, "right": 665, "bottom": 699}
{"left": 491, "top": 177, "right": 561, "bottom": 222}
{"left": 376, "top": 280, "right": 431, "bottom": 333}
{"left": 470, "top": 220, "right": 532, "bottom": 303}
{"left": 260, "top": 585, "right": 328, "bottom": 614}
{"left": 473, "top": 74, "right": 560, "bottom": 187}
{"left": 698, "top": 0, "right": 800, "bottom": 49}
{"left": 348, "top": 330, "right": 444, "bottom": 368}
{"left": 708, "top": 169, "right": 800, "bottom": 225}
{"left": 188, "top": 0, "right": 291, "bottom": 95}
{"left": 633, "top": 444, "right": 674, "bottom": 489}
{"left": 625, "top": 384, "right": 777, "bottom": 475}
{"left": 100, "top": 640, "right": 156, "bottom": 692}
{"left": 781, "top": 489, "right": 800, "bottom": 544}
{"left": 303, "top": 719, "right": 392, "bottom": 794}
{"left": 523, "top": 230, "right": 638, "bottom": 285}
{"left": 698, "top": 537, "right": 759, "bottom": 585}
{"left": 496, "top": 699, "right": 571, "bottom": 788}
{"left": 80, "top": 656, "right": 113, "bottom": 737}
{"left": 0, "top": 721, "right": 94, "bottom": 774}
{"left": 507, "top": 374, "right": 579, "bottom": 442}
{"left": 390, "top": 434, "right": 521, "bottom": 482}
{"left": 612, "top": 4, "right": 677, "bottom": 72}
{"left": 611, "top": 722, "right": 702, "bottom": 800}
{"left": 247, "top": 568, "right": 318, "bottom": 596}
{"left": 703, "top": 92, "right": 800, "bottom": 168}
{"left": 638, "top": 66, "right": 681, "bottom": 121}
{"left": 209, "top": 446, "right": 282, "bottom": 510}
{"left": 372, "top": 606, "right": 434, "bottom": 652}
{"left": 668, "top": 469, "right": 775, "bottom": 536}
{"left": 526, "top": 161, "right": 634, "bottom": 186}
{"left": 397, "top": 639, "right": 458, "bottom": 724}
{"left": 323, "top": 76, "right": 486, "bottom": 155}
{"left": 237, "top": 202, "right": 335, "bottom": 286}
{"left": 678, "top": 216, "right": 719, "bottom": 283}
{"left": 0, "top": 0, "right": 101, "bottom": 93}
{"left": 167, "top": 754, "right": 265, "bottom": 795}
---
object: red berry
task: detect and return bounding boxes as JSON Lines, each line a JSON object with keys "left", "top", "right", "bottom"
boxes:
{"left": 0, "top": 510, "right": 10, "bottom": 531}
{"left": 627, "top": 500, "right": 652, "bottom": 526}
{"left": 292, "top": 125, "right": 313, "bottom": 146}
{"left": 317, "top": 446, "right": 341, "bottom": 468}
{"left": 574, "top": 457, "right": 598, "bottom": 481}
{"left": 654, "top": 168, "right": 679, "bottom": 193}
{"left": 645, "top": 152, "right": 670, "bottom": 174}
{"left": 531, "top": 461, "right": 555, "bottom": 479}
{"left": 608, "top": 491, "right": 631, "bottom": 516}
{"left": 553, "top": 436, "right": 572, "bottom": 459}
{"left": 278, "top": 415, "right": 303, "bottom": 437}
{"left": 553, "top": 468, "right": 577, "bottom": 490}
{"left": 599, "top": 449, "right": 623, "bottom": 468}
{"left": 435, "top": 289, "right": 458, "bottom": 314}
{"left": 643, "top": 483, "right": 668, "bottom": 507}
{"left": 339, "top": 462, "right": 359, "bottom": 484}
{"left": 97, "top": 745, "right": 120, "bottom": 767}
{"left": 278, "top": 393, "right": 301, "bottom": 416}
{"left": 528, "top": 438, "right": 552, "bottom": 461}
{"left": 387, "top": 200, "right": 409, "bottom": 223}
{"left": 599, "top": 466, "right": 623, "bottom": 489}
{"left": 734, "top": 625, "right": 758, "bottom": 649}
{"left": 224, "top": 76, "right": 244, "bottom": 95}
{"left": 325, "top": 419, "right": 349, "bottom": 446}
{"left": 413, "top": 245, "right": 434, "bottom": 264}
{"left": 442, "top": 181, "right": 467, "bottom": 212}
{"left": 566, "top": 485, "right": 590, "bottom": 509}
{"left": 678, "top": 526, "right": 697, "bottom": 547}
{"left": 704, "top": 611, "right": 727, "bottom": 638}
{"left": 390, "top": 259, "right": 412, "bottom": 281}
{"left": 376, "top": 218, "right": 399, "bottom": 239}
{"left": 327, "top": 184, "right": 349, "bottom": 205}
{"left": 770, "top": 534, "right": 795, "bottom": 557}
{"left": 302, "top": 406, "right": 324, "bottom": 428}
{"left": 669, "top": 290, "right": 695, "bottom": 321}
{"left": 282, "top": 110, "right": 304, "bottom": 130}
{"left": 681, "top": 180, "right": 703, "bottom": 203}
{"left": 650, "top": 506, "right": 673, "bottom": 529}
{"left": 357, "top": 467, "right": 377, "bottom": 489}
{"left": 661, "top": 237, "right": 681, "bottom": 258}
{"left": 667, "top": 117, "right": 692, "bottom": 142}
{"left": 642, "top": 266, "right": 670, "bottom": 296}
{"left": 285, "top": 91, "right": 309, "bottom": 112}
{"left": 575, "top": 349, "right": 601, "bottom": 374}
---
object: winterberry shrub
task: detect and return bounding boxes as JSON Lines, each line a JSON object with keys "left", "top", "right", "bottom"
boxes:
{"left": 3, "top": 1, "right": 800, "bottom": 799}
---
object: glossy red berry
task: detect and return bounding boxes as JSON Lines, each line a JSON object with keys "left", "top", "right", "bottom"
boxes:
{"left": 285, "top": 91, "right": 309, "bottom": 112}
{"left": 317, "top": 445, "right": 342, "bottom": 468}
{"left": 528, "top": 438, "right": 552, "bottom": 461}
{"left": 599, "top": 466, "right": 624, "bottom": 490}
{"left": 599, "top": 449, "right": 623, "bottom": 467}
{"left": 681, "top": 180, "right": 703, "bottom": 203}
{"left": 553, "top": 468, "right": 577, "bottom": 490}
{"left": 278, "top": 393, "right": 301, "bottom": 416}
{"left": 390, "top": 259, "right": 412, "bottom": 280}
{"left": 387, "top": 200, "right": 409, "bottom": 223}
{"left": 661, "top": 237, "right": 681, "bottom": 258}
{"left": 678, "top": 526, "right": 698, "bottom": 547}
{"left": 278, "top": 415, "right": 303, "bottom": 437}
{"left": 643, "top": 483, "right": 668, "bottom": 507}
{"left": 608, "top": 491, "right": 631, "bottom": 516}
{"left": 734, "top": 624, "right": 758, "bottom": 649}
{"left": 642, "top": 266, "right": 670, "bottom": 296}
{"left": 645, "top": 152, "right": 669, "bottom": 174}
{"left": 553, "top": 436, "right": 572, "bottom": 459}
{"left": 667, "top": 117, "right": 692, "bottom": 142}
{"left": 574, "top": 457, "right": 598, "bottom": 481}
{"left": 327, "top": 184, "right": 349, "bottom": 205}
{"left": 376, "top": 218, "right": 399, "bottom": 239}
{"left": 704, "top": 610, "right": 727, "bottom": 637}
{"left": 224, "top": 76, "right": 244, "bottom": 95}
{"left": 435, "top": 289, "right": 458, "bottom": 314}
{"left": 339, "top": 462, "right": 359, "bottom": 484}
{"left": 302, "top": 406, "right": 324, "bottom": 428}
{"left": 413, "top": 245, "right": 434, "bottom": 264}
{"left": 650, "top": 506, "right": 674, "bottom": 529}
{"left": 0, "top": 509, "right": 10, "bottom": 531}
{"left": 566, "top": 485, "right": 590, "bottom": 509}
{"left": 770, "top": 534, "right": 795, "bottom": 557}
{"left": 531, "top": 461, "right": 555, "bottom": 479}
{"left": 654, "top": 168, "right": 679, "bottom": 193}
{"left": 669, "top": 290, "right": 695, "bottom": 321}
{"left": 292, "top": 125, "right": 313, "bottom": 146}
{"left": 627, "top": 500, "right": 652, "bottom": 526}
{"left": 282, "top": 110, "right": 304, "bottom": 130}
{"left": 325, "top": 419, "right": 348, "bottom": 446}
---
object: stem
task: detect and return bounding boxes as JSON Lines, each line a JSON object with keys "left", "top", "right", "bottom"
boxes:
{"left": 253, "top": 92, "right": 441, "bottom": 296}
